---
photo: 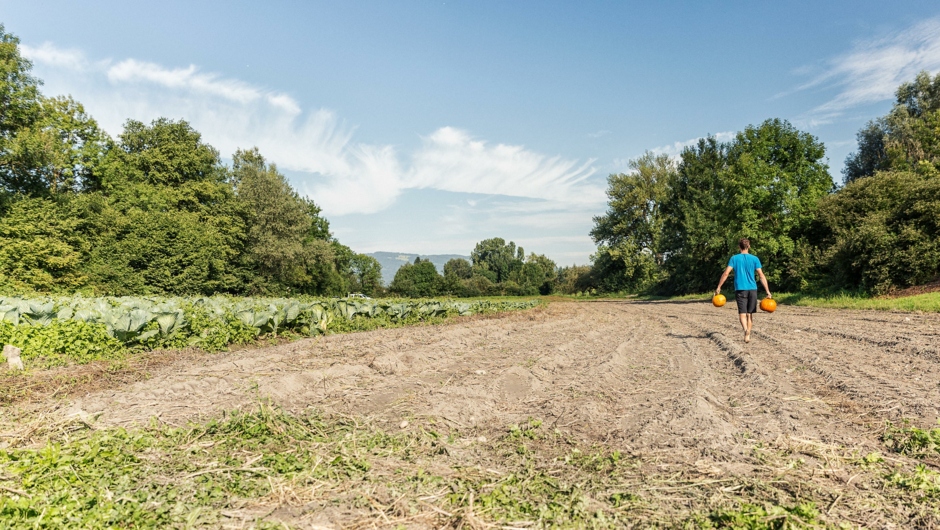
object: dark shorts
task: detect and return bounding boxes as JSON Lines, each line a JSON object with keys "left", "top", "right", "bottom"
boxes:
{"left": 735, "top": 290, "right": 758, "bottom": 314}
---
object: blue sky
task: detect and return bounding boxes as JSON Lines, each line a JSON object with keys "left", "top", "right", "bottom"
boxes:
{"left": 4, "top": 1, "right": 940, "bottom": 264}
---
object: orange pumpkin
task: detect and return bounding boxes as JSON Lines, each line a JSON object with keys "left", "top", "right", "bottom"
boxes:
{"left": 760, "top": 298, "right": 777, "bottom": 313}
{"left": 712, "top": 294, "right": 726, "bottom": 307}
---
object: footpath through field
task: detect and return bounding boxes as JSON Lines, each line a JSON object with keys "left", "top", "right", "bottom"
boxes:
{"left": 12, "top": 300, "right": 940, "bottom": 527}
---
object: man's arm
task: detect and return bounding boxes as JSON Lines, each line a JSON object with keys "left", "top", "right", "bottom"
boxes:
{"left": 715, "top": 266, "right": 733, "bottom": 295}
{"left": 756, "top": 268, "right": 772, "bottom": 298}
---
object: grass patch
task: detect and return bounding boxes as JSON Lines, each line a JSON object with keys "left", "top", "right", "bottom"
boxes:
{"left": 0, "top": 411, "right": 642, "bottom": 528}
{"left": 616, "top": 289, "right": 940, "bottom": 313}
{"left": 3, "top": 406, "right": 918, "bottom": 528}
{"left": 775, "top": 291, "right": 940, "bottom": 313}
{"left": 887, "top": 465, "right": 940, "bottom": 497}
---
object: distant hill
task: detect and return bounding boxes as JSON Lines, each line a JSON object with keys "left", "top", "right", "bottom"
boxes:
{"left": 368, "top": 252, "right": 470, "bottom": 286}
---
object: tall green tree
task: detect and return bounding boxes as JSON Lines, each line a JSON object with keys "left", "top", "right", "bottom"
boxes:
{"left": 93, "top": 118, "right": 226, "bottom": 191}
{"left": 818, "top": 71, "right": 940, "bottom": 294}
{"left": 232, "top": 147, "right": 345, "bottom": 295}
{"left": 658, "top": 136, "right": 729, "bottom": 294}
{"left": 470, "top": 238, "right": 523, "bottom": 284}
{"left": 0, "top": 25, "right": 42, "bottom": 195}
{"left": 554, "top": 265, "right": 594, "bottom": 294}
{"left": 77, "top": 120, "right": 245, "bottom": 295}
{"left": 1, "top": 96, "right": 107, "bottom": 196}
{"left": 349, "top": 253, "right": 383, "bottom": 296}
{"left": 661, "top": 119, "right": 832, "bottom": 293}
{"left": 76, "top": 180, "right": 246, "bottom": 295}
{"left": 844, "top": 71, "right": 940, "bottom": 182}
{"left": 591, "top": 152, "right": 675, "bottom": 292}
{"left": 0, "top": 197, "right": 87, "bottom": 292}
{"left": 34, "top": 97, "right": 107, "bottom": 194}
{"left": 518, "top": 253, "right": 557, "bottom": 295}
{"left": 883, "top": 71, "right": 940, "bottom": 177}
{"left": 0, "top": 28, "right": 105, "bottom": 196}
{"left": 443, "top": 258, "right": 472, "bottom": 279}
{"left": 843, "top": 119, "right": 889, "bottom": 183}
{"left": 389, "top": 260, "right": 442, "bottom": 297}
{"left": 233, "top": 148, "right": 311, "bottom": 291}
{"left": 814, "top": 170, "right": 940, "bottom": 294}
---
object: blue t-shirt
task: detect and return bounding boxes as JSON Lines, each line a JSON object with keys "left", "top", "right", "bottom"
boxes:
{"left": 728, "top": 253, "right": 762, "bottom": 291}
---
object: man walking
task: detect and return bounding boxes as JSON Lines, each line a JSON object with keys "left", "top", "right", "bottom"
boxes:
{"left": 715, "top": 238, "right": 771, "bottom": 343}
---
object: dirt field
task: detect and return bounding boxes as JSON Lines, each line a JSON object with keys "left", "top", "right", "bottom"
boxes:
{"left": 5, "top": 300, "right": 940, "bottom": 527}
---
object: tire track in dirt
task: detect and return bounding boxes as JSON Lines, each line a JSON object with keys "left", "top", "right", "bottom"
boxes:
{"left": 677, "top": 300, "right": 940, "bottom": 427}
{"left": 653, "top": 304, "right": 844, "bottom": 446}
{"left": 755, "top": 310, "right": 940, "bottom": 422}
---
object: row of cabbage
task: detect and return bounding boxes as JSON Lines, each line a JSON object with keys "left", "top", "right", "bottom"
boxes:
{"left": 0, "top": 296, "right": 539, "bottom": 367}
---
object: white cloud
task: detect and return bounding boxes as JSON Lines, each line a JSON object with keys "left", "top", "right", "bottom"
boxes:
{"left": 23, "top": 42, "right": 601, "bottom": 221}
{"left": 21, "top": 42, "right": 89, "bottom": 70}
{"left": 406, "top": 127, "right": 602, "bottom": 204}
{"left": 106, "top": 59, "right": 300, "bottom": 113}
{"left": 798, "top": 18, "right": 940, "bottom": 122}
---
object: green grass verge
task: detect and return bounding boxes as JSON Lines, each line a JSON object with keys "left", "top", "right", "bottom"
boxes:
{"left": 775, "top": 291, "right": 940, "bottom": 312}
{"left": 601, "top": 290, "right": 940, "bottom": 313}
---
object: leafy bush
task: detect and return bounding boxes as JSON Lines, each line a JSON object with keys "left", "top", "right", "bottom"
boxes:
{"left": 814, "top": 171, "right": 940, "bottom": 294}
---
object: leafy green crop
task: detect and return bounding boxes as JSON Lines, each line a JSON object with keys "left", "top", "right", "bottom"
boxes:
{"left": 0, "top": 320, "right": 123, "bottom": 368}
{"left": 0, "top": 295, "right": 540, "bottom": 368}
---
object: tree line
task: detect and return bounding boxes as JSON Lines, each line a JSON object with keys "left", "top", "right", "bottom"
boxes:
{"left": 387, "top": 238, "right": 558, "bottom": 297}
{"left": 587, "top": 71, "right": 940, "bottom": 296}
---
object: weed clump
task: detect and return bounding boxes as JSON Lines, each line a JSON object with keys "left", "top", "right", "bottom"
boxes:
{"left": 883, "top": 420, "right": 940, "bottom": 458}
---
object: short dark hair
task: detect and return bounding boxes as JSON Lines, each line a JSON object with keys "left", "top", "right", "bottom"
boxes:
{"left": 738, "top": 238, "right": 750, "bottom": 250}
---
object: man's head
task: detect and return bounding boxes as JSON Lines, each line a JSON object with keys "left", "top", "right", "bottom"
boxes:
{"left": 739, "top": 238, "right": 751, "bottom": 251}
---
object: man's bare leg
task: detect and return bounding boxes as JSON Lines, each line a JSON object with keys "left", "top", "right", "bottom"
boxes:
{"left": 739, "top": 313, "right": 749, "bottom": 342}
{"left": 745, "top": 313, "right": 753, "bottom": 343}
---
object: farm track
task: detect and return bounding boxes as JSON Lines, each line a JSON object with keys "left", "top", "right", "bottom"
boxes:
{"left": 8, "top": 301, "right": 940, "bottom": 527}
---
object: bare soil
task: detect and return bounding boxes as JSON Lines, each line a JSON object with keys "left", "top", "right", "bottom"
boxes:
{"left": 5, "top": 300, "right": 940, "bottom": 527}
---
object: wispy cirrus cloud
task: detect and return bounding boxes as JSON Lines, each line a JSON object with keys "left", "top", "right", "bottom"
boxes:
{"left": 106, "top": 59, "right": 301, "bottom": 113}
{"left": 407, "top": 127, "right": 601, "bottom": 204}
{"left": 22, "top": 43, "right": 301, "bottom": 114}
{"left": 797, "top": 18, "right": 940, "bottom": 124}
{"left": 21, "top": 41, "right": 601, "bottom": 220}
